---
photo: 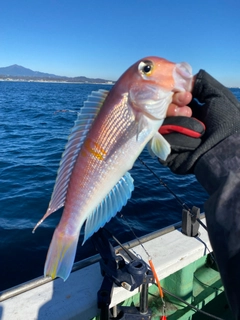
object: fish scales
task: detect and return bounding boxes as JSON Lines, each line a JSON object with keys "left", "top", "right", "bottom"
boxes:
{"left": 62, "top": 93, "right": 138, "bottom": 230}
{"left": 34, "top": 56, "right": 193, "bottom": 280}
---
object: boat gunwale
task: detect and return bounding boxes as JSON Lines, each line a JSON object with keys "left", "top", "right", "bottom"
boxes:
{"left": 0, "top": 213, "right": 205, "bottom": 302}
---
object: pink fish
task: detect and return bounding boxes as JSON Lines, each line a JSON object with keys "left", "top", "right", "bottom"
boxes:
{"left": 33, "top": 56, "right": 192, "bottom": 281}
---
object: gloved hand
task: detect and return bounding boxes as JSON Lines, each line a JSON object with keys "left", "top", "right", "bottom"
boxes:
{"left": 159, "top": 70, "right": 240, "bottom": 174}
{"left": 160, "top": 116, "right": 205, "bottom": 150}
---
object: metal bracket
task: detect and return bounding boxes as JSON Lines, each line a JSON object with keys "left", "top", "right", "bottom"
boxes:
{"left": 182, "top": 206, "right": 200, "bottom": 237}
{"left": 91, "top": 228, "right": 153, "bottom": 320}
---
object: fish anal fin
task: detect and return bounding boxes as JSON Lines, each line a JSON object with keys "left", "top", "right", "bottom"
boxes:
{"left": 83, "top": 172, "right": 134, "bottom": 244}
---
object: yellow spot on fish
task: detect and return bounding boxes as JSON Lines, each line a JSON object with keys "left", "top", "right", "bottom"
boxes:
{"left": 83, "top": 138, "right": 107, "bottom": 161}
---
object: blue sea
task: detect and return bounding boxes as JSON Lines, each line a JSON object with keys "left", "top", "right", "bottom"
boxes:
{"left": 0, "top": 81, "right": 239, "bottom": 291}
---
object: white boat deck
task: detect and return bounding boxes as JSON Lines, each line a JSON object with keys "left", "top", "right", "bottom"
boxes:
{"left": 0, "top": 218, "right": 212, "bottom": 320}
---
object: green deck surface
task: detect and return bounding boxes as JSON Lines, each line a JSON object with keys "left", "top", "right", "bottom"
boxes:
{"left": 92, "top": 254, "right": 234, "bottom": 319}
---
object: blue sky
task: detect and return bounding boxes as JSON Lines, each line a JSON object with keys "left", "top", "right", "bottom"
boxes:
{"left": 1, "top": 0, "right": 240, "bottom": 86}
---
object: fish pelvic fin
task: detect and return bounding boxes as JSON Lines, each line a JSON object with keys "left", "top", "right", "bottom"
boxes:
{"left": 44, "top": 228, "right": 79, "bottom": 281}
{"left": 149, "top": 132, "right": 171, "bottom": 161}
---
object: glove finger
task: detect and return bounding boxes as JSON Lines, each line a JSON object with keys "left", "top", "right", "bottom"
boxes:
{"left": 163, "top": 132, "right": 202, "bottom": 151}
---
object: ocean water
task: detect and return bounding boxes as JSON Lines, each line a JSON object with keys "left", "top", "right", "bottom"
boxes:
{"left": 0, "top": 81, "right": 238, "bottom": 291}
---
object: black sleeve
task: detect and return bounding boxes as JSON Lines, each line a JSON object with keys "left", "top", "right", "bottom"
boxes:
{"left": 194, "top": 133, "right": 240, "bottom": 318}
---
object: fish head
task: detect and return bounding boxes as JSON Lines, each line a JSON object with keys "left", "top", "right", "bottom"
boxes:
{"left": 122, "top": 56, "right": 192, "bottom": 120}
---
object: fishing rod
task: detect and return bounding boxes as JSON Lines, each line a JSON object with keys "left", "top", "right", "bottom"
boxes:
{"left": 115, "top": 159, "right": 222, "bottom": 320}
{"left": 138, "top": 157, "right": 208, "bottom": 232}
{"left": 119, "top": 214, "right": 222, "bottom": 320}
{"left": 92, "top": 157, "right": 217, "bottom": 319}
{"left": 139, "top": 157, "right": 190, "bottom": 211}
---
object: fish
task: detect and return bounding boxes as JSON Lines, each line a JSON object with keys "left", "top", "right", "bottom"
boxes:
{"left": 33, "top": 56, "right": 192, "bottom": 281}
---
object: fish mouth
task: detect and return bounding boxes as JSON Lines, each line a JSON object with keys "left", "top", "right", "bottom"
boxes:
{"left": 173, "top": 62, "right": 193, "bottom": 92}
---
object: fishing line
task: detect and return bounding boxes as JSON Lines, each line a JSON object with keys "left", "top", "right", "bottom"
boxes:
{"left": 119, "top": 214, "right": 221, "bottom": 320}
{"left": 137, "top": 157, "right": 221, "bottom": 315}
{"left": 156, "top": 285, "right": 225, "bottom": 320}
{"left": 138, "top": 157, "right": 208, "bottom": 232}
{"left": 103, "top": 227, "right": 137, "bottom": 262}
{"left": 120, "top": 213, "right": 151, "bottom": 260}
{"left": 194, "top": 274, "right": 224, "bottom": 293}
{"left": 138, "top": 157, "right": 190, "bottom": 211}
{"left": 118, "top": 158, "right": 217, "bottom": 318}
{"left": 120, "top": 213, "right": 166, "bottom": 314}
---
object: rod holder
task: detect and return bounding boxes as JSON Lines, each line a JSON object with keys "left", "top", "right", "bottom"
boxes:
{"left": 182, "top": 206, "right": 200, "bottom": 237}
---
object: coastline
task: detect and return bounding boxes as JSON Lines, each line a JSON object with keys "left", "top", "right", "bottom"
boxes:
{"left": 0, "top": 78, "right": 114, "bottom": 85}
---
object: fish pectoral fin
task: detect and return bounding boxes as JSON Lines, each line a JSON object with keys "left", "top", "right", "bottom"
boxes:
{"left": 83, "top": 172, "right": 134, "bottom": 244}
{"left": 149, "top": 132, "right": 171, "bottom": 161}
{"left": 136, "top": 115, "right": 148, "bottom": 142}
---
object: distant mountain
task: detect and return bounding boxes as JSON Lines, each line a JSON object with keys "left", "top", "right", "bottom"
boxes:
{"left": 0, "top": 64, "right": 59, "bottom": 78}
{"left": 0, "top": 64, "right": 114, "bottom": 84}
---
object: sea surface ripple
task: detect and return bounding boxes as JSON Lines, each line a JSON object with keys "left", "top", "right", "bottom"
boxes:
{"left": 0, "top": 81, "right": 238, "bottom": 290}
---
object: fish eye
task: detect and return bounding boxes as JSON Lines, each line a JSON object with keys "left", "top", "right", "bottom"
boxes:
{"left": 143, "top": 64, "right": 152, "bottom": 74}
{"left": 138, "top": 60, "right": 154, "bottom": 77}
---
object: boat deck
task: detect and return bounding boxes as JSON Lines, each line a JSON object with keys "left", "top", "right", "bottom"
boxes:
{"left": 0, "top": 217, "right": 233, "bottom": 319}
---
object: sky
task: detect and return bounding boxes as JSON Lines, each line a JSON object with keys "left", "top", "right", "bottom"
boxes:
{"left": 1, "top": 0, "right": 240, "bottom": 86}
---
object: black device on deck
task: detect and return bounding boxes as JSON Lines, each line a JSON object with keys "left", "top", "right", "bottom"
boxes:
{"left": 91, "top": 228, "right": 154, "bottom": 320}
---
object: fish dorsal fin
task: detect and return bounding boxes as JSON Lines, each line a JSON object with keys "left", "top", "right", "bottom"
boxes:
{"left": 149, "top": 132, "right": 171, "bottom": 161}
{"left": 33, "top": 90, "right": 109, "bottom": 232}
{"left": 83, "top": 172, "right": 134, "bottom": 244}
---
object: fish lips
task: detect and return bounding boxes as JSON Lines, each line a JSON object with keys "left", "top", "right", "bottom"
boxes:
{"left": 173, "top": 62, "right": 193, "bottom": 92}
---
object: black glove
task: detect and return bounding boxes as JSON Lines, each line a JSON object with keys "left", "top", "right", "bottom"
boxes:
{"left": 159, "top": 116, "right": 205, "bottom": 150}
{"left": 159, "top": 70, "right": 240, "bottom": 174}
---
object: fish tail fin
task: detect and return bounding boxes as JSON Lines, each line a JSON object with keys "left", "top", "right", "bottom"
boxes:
{"left": 44, "top": 227, "right": 79, "bottom": 281}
